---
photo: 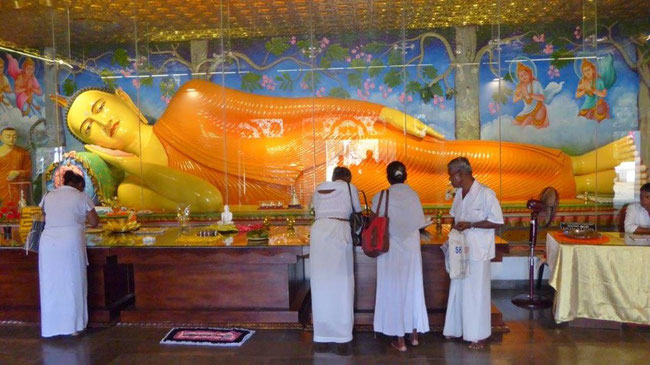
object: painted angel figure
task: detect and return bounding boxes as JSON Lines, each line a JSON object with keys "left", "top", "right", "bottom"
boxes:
{"left": 512, "top": 62, "right": 564, "bottom": 129}
{"left": 575, "top": 55, "right": 616, "bottom": 122}
{"left": 6, "top": 54, "right": 42, "bottom": 116}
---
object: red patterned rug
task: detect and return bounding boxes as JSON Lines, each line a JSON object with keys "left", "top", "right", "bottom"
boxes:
{"left": 160, "top": 327, "right": 254, "bottom": 347}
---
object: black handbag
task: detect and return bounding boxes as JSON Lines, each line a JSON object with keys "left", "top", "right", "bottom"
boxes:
{"left": 347, "top": 183, "right": 369, "bottom": 246}
{"left": 25, "top": 193, "right": 47, "bottom": 254}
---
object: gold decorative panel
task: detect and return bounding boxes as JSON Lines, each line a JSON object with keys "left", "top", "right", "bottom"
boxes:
{"left": 0, "top": 0, "right": 647, "bottom": 51}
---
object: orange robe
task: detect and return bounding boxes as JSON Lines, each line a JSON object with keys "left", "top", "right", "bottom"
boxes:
{"left": 0, "top": 147, "right": 32, "bottom": 204}
{"left": 152, "top": 80, "right": 576, "bottom": 205}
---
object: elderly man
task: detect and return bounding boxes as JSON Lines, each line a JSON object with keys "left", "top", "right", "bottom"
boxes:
{"left": 624, "top": 183, "right": 650, "bottom": 234}
{"left": 443, "top": 157, "right": 504, "bottom": 350}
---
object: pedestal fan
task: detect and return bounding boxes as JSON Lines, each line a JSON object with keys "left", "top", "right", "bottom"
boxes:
{"left": 512, "top": 187, "right": 558, "bottom": 309}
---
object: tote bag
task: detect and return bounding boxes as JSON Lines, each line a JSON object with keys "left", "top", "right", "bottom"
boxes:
{"left": 447, "top": 228, "right": 469, "bottom": 279}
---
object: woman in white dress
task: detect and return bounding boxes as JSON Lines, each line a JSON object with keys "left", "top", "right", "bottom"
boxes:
{"left": 39, "top": 171, "right": 99, "bottom": 337}
{"left": 373, "top": 161, "right": 429, "bottom": 352}
{"left": 310, "top": 166, "right": 361, "bottom": 351}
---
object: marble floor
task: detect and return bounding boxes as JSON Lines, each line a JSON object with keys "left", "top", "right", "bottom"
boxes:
{"left": 1, "top": 289, "right": 648, "bottom": 365}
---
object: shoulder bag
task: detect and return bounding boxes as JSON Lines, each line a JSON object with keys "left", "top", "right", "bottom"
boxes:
{"left": 347, "top": 183, "right": 368, "bottom": 246}
{"left": 362, "top": 189, "right": 390, "bottom": 257}
{"left": 25, "top": 193, "right": 47, "bottom": 254}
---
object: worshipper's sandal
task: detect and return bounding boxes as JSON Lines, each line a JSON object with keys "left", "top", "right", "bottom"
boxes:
{"left": 391, "top": 341, "right": 407, "bottom": 352}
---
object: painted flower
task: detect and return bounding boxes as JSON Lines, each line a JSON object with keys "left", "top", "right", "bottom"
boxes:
{"left": 533, "top": 34, "right": 545, "bottom": 43}
{"left": 132, "top": 79, "right": 140, "bottom": 89}
{"left": 547, "top": 65, "right": 560, "bottom": 79}
{"left": 574, "top": 26, "right": 581, "bottom": 40}
{"left": 488, "top": 102, "right": 501, "bottom": 115}
{"left": 543, "top": 44, "right": 554, "bottom": 55}
{"left": 290, "top": 36, "right": 297, "bottom": 45}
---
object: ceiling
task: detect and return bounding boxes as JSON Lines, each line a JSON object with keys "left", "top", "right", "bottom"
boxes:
{"left": 0, "top": 0, "right": 647, "bottom": 54}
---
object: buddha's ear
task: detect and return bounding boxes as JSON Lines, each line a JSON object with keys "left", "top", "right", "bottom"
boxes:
{"left": 115, "top": 89, "right": 149, "bottom": 125}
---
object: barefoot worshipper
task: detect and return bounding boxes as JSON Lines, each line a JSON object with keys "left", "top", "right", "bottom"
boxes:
{"left": 372, "top": 161, "right": 429, "bottom": 352}
{"left": 309, "top": 167, "right": 361, "bottom": 348}
{"left": 443, "top": 157, "right": 504, "bottom": 350}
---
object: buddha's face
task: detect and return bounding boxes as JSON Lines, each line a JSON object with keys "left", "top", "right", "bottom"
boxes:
{"left": 1, "top": 130, "right": 16, "bottom": 148}
{"left": 67, "top": 90, "right": 140, "bottom": 152}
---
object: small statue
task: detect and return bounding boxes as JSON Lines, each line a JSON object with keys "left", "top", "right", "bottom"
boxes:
{"left": 219, "top": 205, "right": 233, "bottom": 224}
{"left": 288, "top": 185, "right": 302, "bottom": 209}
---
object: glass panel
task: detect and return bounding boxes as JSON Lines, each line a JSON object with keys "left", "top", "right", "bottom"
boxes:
{"left": 56, "top": 3, "right": 137, "bottom": 211}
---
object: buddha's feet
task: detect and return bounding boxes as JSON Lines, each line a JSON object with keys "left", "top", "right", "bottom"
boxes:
{"left": 572, "top": 135, "right": 637, "bottom": 176}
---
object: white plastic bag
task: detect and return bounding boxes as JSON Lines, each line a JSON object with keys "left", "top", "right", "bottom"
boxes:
{"left": 447, "top": 229, "right": 469, "bottom": 279}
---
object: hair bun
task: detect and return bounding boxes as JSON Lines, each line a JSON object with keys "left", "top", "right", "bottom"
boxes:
{"left": 394, "top": 170, "right": 404, "bottom": 177}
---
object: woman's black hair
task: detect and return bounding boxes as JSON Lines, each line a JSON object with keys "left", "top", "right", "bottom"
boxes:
{"left": 387, "top": 161, "right": 407, "bottom": 184}
{"left": 63, "top": 170, "right": 85, "bottom": 189}
{"left": 332, "top": 166, "right": 352, "bottom": 182}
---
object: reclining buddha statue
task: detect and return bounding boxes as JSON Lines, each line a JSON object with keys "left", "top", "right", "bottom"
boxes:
{"left": 57, "top": 79, "right": 640, "bottom": 212}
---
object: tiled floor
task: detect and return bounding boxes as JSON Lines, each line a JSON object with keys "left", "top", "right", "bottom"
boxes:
{"left": 1, "top": 289, "right": 648, "bottom": 364}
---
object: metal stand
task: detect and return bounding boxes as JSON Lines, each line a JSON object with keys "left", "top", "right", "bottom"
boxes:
{"left": 512, "top": 211, "right": 553, "bottom": 309}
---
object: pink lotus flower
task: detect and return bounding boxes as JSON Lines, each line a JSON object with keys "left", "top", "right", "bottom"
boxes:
{"left": 322, "top": 37, "right": 329, "bottom": 45}
{"left": 533, "top": 34, "right": 545, "bottom": 43}
{"left": 290, "top": 36, "right": 297, "bottom": 45}
{"left": 488, "top": 102, "right": 501, "bottom": 115}
{"left": 120, "top": 69, "right": 132, "bottom": 77}
{"left": 398, "top": 93, "right": 406, "bottom": 103}
{"left": 351, "top": 49, "right": 357, "bottom": 54}
{"left": 543, "top": 44, "right": 554, "bottom": 55}
{"left": 547, "top": 65, "right": 560, "bottom": 79}
{"left": 132, "top": 79, "right": 140, "bottom": 89}
{"left": 345, "top": 57, "right": 351, "bottom": 63}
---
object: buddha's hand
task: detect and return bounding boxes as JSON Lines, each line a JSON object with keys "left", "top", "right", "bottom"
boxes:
{"left": 6, "top": 170, "right": 19, "bottom": 181}
{"left": 379, "top": 107, "right": 445, "bottom": 139}
{"left": 86, "top": 145, "right": 223, "bottom": 212}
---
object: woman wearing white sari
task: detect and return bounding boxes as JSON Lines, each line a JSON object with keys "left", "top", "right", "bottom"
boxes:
{"left": 372, "top": 161, "right": 429, "bottom": 352}
{"left": 39, "top": 171, "right": 99, "bottom": 337}
{"left": 310, "top": 167, "right": 361, "bottom": 350}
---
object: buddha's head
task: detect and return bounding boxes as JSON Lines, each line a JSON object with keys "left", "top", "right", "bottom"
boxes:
{"left": 1, "top": 127, "right": 17, "bottom": 148}
{"left": 64, "top": 88, "right": 148, "bottom": 154}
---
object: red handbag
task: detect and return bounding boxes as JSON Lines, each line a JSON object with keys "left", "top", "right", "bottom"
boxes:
{"left": 362, "top": 190, "right": 389, "bottom": 257}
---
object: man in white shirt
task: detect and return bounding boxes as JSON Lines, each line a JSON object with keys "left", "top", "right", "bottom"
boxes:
{"left": 443, "top": 157, "right": 504, "bottom": 350}
{"left": 624, "top": 183, "right": 650, "bottom": 234}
